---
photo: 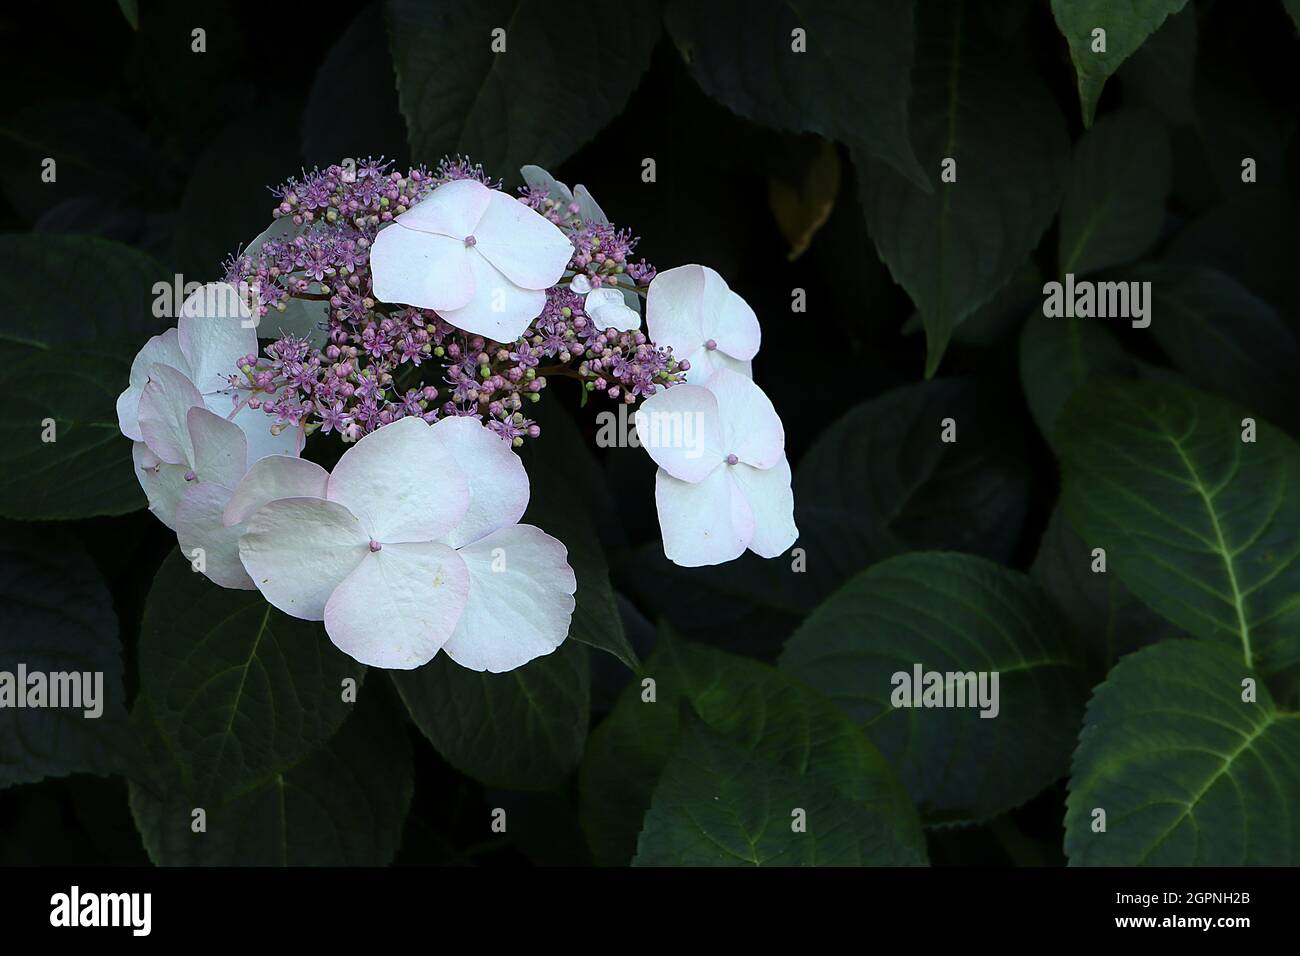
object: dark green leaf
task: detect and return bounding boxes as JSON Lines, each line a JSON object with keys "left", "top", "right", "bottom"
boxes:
{"left": 1065, "top": 640, "right": 1300, "bottom": 865}
{"left": 634, "top": 712, "right": 924, "bottom": 866}
{"left": 137, "top": 552, "right": 365, "bottom": 802}
{"left": 387, "top": 0, "right": 661, "bottom": 179}
{"left": 581, "top": 636, "right": 926, "bottom": 865}
{"left": 665, "top": 0, "right": 926, "bottom": 189}
{"left": 1059, "top": 379, "right": 1300, "bottom": 680}
{"left": 859, "top": 1, "right": 1068, "bottom": 374}
{"left": 0, "top": 525, "right": 128, "bottom": 788}
{"left": 392, "top": 639, "right": 589, "bottom": 791}
{"left": 129, "top": 691, "right": 412, "bottom": 865}
{"left": 780, "top": 552, "right": 1088, "bottom": 824}
{"left": 1117, "top": 4, "right": 1197, "bottom": 126}
{"left": 1058, "top": 110, "right": 1171, "bottom": 277}
{"left": 1049, "top": 0, "right": 1190, "bottom": 126}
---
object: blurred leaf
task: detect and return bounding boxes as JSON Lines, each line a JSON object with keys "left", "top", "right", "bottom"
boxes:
{"left": 387, "top": 0, "right": 661, "bottom": 180}
{"left": 1059, "top": 379, "right": 1300, "bottom": 680}
{"left": 137, "top": 552, "right": 365, "bottom": 802}
{"left": 1018, "top": 312, "right": 1138, "bottom": 449}
{"left": 766, "top": 140, "right": 840, "bottom": 260}
{"left": 1058, "top": 109, "right": 1171, "bottom": 277}
{"left": 858, "top": 0, "right": 1068, "bottom": 375}
{"left": 0, "top": 348, "right": 141, "bottom": 520}
{"left": 1172, "top": 80, "right": 1285, "bottom": 212}
{"left": 391, "top": 639, "right": 589, "bottom": 791}
{"left": 1136, "top": 264, "right": 1300, "bottom": 429}
{"left": 581, "top": 636, "right": 926, "bottom": 865}
{"left": 117, "top": 0, "right": 139, "bottom": 30}
{"left": 302, "top": 3, "right": 410, "bottom": 169}
{"left": 634, "top": 710, "right": 924, "bottom": 866}
{"left": 1031, "top": 503, "right": 1179, "bottom": 676}
{"left": 1065, "top": 640, "right": 1300, "bottom": 864}
{"left": 0, "top": 234, "right": 166, "bottom": 357}
{"left": 129, "top": 691, "right": 412, "bottom": 865}
{"left": 1050, "top": 0, "right": 1190, "bottom": 126}
{"left": 171, "top": 128, "right": 300, "bottom": 280}
{"left": 1118, "top": 4, "right": 1197, "bottom": 126}
{"left": 903, "top": 258, "right": 1044, "bottom": 347}
{"left": 780, "top": 552, "right": 1088, "bottom": 825}
{"left": 0, "top": 100, "right": 164, "bottom": 222}
{"left": 1285, "top": 0, "right": 1300, "bottom": 34}
{"left": 0, "top": 525, "right": 128, "bottom": 788}
{"left": 666, "top": 0, "right": 926, "bottom": 190}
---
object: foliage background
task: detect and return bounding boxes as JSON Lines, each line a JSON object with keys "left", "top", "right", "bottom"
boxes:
{"left": 2, "top": 0, "right": 1299, "bottom": 866}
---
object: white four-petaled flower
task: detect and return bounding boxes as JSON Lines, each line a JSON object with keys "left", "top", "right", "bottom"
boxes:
{"left": 635, "top": 368, "right": 797, "bottom": 567}
{"left": 645, "top": 264, "right": 760, "bottom": 383}
{"left": 236, "top": 415, "right": 577, "bottom": 671}
{"left": 370, "top": 178, "right": 573, "bottom": 342}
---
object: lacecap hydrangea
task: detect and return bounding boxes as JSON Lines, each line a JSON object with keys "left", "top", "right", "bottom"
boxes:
{"left": 117, "top": 158, "right": 797, "bottom": 671}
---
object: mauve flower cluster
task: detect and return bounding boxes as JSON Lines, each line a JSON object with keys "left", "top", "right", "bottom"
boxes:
{"left": 222, "top": 157, "right": 685, "bottom": 446}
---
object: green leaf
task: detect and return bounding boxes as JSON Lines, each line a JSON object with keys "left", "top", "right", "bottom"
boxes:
{"left": 1117, "top": 4, "right": 1197, "bottom": 126}
{"left": 392, "top": 639, "right": 589, "bottom": 791}
{"left": 858, "top": 1, "right": 1068, "bottom": 375}
{"left": 633, "top": 711, "right": 923, "bottom": 866}
{"left": 665, "top": 0, "right": 927, "bottom": 190}
{"left": 780, "top": 552, "right": 1088, "bottom": 824}
{"left": 301, "top": 4, "right": 410, "bottom": 168}
{"left": 1059, "top": 379, "right": 1300, "bottom": 680}
{"left": 387, "top": 0, "right": 661, "bottom": 179}
{"left": 0, "top": 234, "right": 167, "bottom": 357}
{"left": 1031, "top": 503, "right": 1178, "bottom": 676}
{"left": 1065, "top": 640, "right": 1300, "bottom": 865}
{"left": 1286, "top": 0, "right": 1300, "bottom": 34}
{"left": 0, "top": 348, "right": 142, "bottom": 520}
{"left": 0, "top": 524, "right": 128, "bottom": 788}
{"left": 1049, "top": 0, "right": 1190, "bottom": 126}
{"left": 581, "top": 636, "right": 926, "bottom": 866}
{"left": 117, "top": 0, "right": 140, "bottom": 30}
{"left": 1058, "top": 110, "right": 1171, "bottom": 277}
{"left": 129, "top": 691, "right": 412, "bottom": 866}
{"left": 1018, "top": 312, "right": 1138, "bottom": 449}
{"left": 522, "top": 402, "right": 634, "bottom": 669}
{"left": 137, "top": 552, "right": 365, "bottom": 802}
{"left": 1136, "top": 265, "right": 1300, "bottom": 430}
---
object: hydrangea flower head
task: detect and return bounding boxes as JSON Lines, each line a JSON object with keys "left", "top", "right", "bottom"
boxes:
{"left": 646, "top": 265, "right": 761, "bottom": 383}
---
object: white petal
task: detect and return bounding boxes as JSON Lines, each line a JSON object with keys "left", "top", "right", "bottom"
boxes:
{"left": 634, "top": 383, "right": 723, "bottom": 482}
{"left": 646, "top": 264, "right": 708, "bottom": 356}
{"left": 730, "top": 457, "right": 798, "bottom": 559}
{"left": 429, "top": 415, "right": 529, "bottom": 548}
{"left": 239, "top": 497, "right": 368, "bottom": 620}
{"left": 175, "top": 482, "right": 255, "bottom": 590}
{"left": 138, "top": 363, "right": 204, "bottom": 466}
{"left": 394, "top": 178, "right": 491, "bottom": 238}
{"left": 132, "top": 441, "right": 190, "bottom": 531}
{"left": 370, "top": 225, "right": 475, "bottom": 311}
{"left": 702, "top": 276, "right": 761, "bottom": 360}
{"left": 679, "top": 344, "right": 752, "bottom": 384}
{"left": 570, "top": 273, "right": 592, "bottom": 294}
{"left": 441, "top": 525, "right": 576, "bottom": 673}
{"left": 520, "top": 165, "right": 574, "bottom": 206}
{"left": 224, "top": 456, "right": 330, "bottom": 527}
{"left": 327, "top": 416, "right": 468, "bottom": 544}
{"left": 177, "top": 283, "right": 258, "bottom": 398}
{"left": 223, "top": 399, "right": 302, "bottom": 464}
{"left": 654, "top": 466, "right": 753, "bottom": 568}
{"left": 584, "top": 287, "right": 641, "bottom": 332}
{"left": 705, "top": 368, "right": 785, "bottom": 469}
{"left": 573, "top": 185, "right": 608, "bottom": 225}
{"left": 118, "top": 329, "right": 187, "bottom": 441}
{"left": 324, "top": 541, "right": 470, "bottom": 669}
{"left": 187, "top": 406, "right": 247, "bottom": 488}
{"left": 436, "top": 252, "right": 547, "bottom": 341}
{"left": 473, "top": 190, "right": 573, "bottom": 290}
